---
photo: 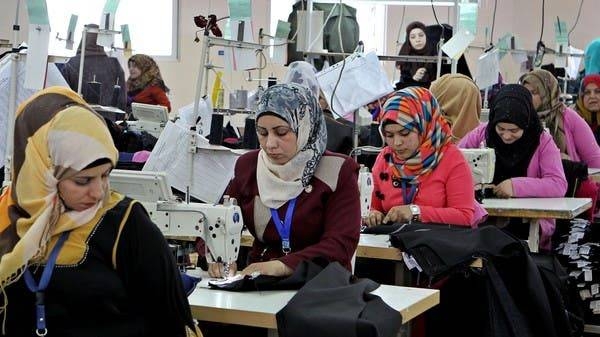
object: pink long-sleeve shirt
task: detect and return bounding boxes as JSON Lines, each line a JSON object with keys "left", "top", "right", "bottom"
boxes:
{"left": 561, "top": 106, "right": 600, "bottom": 168}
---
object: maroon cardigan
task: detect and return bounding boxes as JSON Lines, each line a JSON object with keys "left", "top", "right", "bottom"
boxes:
{"left": 226, "top": 150, "right": 361, "bottom": 271}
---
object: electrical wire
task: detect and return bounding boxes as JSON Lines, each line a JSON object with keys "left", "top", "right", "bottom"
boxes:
{"left": 539, "top": 0, "right": 545, "bottom": 43}
{"left": 567, "top": 0, "right": 584, "bottom": 46}
{"left": 329, "top": 0, "right": 346, "bottom": 118}
{"left": 430, "top": 0, "right": 441, "bottom": 27}
{"left": 489, "top": 0, "right": 498, "bottom": 47}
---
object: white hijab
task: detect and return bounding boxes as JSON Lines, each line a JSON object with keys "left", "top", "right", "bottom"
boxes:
{"left": 255, "top": 83, "right": 327, "bottom": 209}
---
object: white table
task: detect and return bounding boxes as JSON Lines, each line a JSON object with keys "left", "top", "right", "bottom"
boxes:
{"left": 188, "top": 273, "right": 440, "bottom": 333}
{"left": 482, "top": 197, "right": 592, "bottom": 252}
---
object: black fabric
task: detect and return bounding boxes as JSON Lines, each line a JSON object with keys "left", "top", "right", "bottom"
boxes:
{"left": 485, "top": 84, "right": 543, "bottom": 184}
{"left": 561, "top": 159, "right": 588, "bottom": 197}
{"left": 389, "top": 224, "right": 564, "bottom": 337}
{"left": 276, "top": 262, "right": 401, "bottom": 337}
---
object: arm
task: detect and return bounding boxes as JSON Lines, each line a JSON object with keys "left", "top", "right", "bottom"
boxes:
{"left": 511, "top": 134, "right": 568, "bottom": 197}
{"left": 370, "top": 152, "right": 386, "bottom": 213}
{"left": 116, "top": 203, "right": 197, "bottom": 337}
{"left": 567, "top": 108, "right": 600, "bottom": 168}
{"left": 419, "top": 149, "right": 475, "bottom": 226}
{"left": 458, "top": 124, "right": 487, "bottom": 149}
{"left": 279, "top": 158, "right": 361, "bottom": 270}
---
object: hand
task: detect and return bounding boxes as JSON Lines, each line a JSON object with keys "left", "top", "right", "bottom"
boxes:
{"left": 493, "top": 179, "right": 514, "bottom": 198}
{"left": 208, "top": 261, "right": 237, "bottom": 278}
{"left": 363, "top": 210, "right": 385, "bottom": 227}
{"left": 382, "top": 205, "right": 412, "bottom": 224}
{"left": 413, "top": 68, "right": 427, "bottom": 81}
{"left": 241, "top": 260, "right": 293, "bottom": 277}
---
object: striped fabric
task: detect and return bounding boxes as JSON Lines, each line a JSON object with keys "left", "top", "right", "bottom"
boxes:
{"left": 380, "top": 86, "right": 452, "bottom": 183}
{"left": 0, "top": 87, "right": 121, "bottom": 297}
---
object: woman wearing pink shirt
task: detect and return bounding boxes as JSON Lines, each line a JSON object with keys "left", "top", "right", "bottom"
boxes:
{"left": 364, "top": 87, "right": 481, "bottom": 227}
{"left": 459, "top": 84, "right": 567, "bottom": 250}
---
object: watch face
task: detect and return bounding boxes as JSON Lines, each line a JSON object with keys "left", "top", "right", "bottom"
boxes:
{"left": 410, "top": 205, "right": 420, "bottom": 214}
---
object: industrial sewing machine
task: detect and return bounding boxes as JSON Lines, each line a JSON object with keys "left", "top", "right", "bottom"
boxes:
{"left": 358, "top": 164, "right": 373, "bottom": 218}
{"left": 125, "top": 102, "right": 169, "bottom": 139}
{"left": 109, "top": 169, "right": 243, "bottom": 267}
{"left": 459, "top": 148, "right": 496, "bottom": 201}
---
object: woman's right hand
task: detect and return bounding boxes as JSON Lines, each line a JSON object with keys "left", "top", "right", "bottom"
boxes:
{"left": 208, "top": 262, "right": 238, "bottom": 278}
{"left": 363, "top": 210, "right": 385, "bottom": 227}
{"left": 413, "top": 67, "right": 427, "bottom": 81}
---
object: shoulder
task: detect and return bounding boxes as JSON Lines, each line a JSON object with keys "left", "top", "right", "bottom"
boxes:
{"left": 538, "top": 131, "right": 559, "bottom": 151}
{"left": 562, "top": 106, "right": 587, "bottom": 126}
{"left": 235, "top": 150, "right": 260, "bottom": 169}
{"left": 438, "top": 144, "right": 469, "bottom": 170}
{"left": 314, "top": 151, "right": 359, "bottom": 191}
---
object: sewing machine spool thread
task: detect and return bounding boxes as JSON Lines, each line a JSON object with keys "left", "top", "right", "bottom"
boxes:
{"left": 84, "top": 81, "right": 102, "bottom": 105}
{"left": 242, "top": 117, "right": 258, "bottom": 149}
{"left": 368, "top": 123, "right": 383, "bottom": 147}
{"left": 267, "top": 77, "right": 277, "bottom": 88}
{"left": 209, "top": 113, "right": 224, "bottom": 145}
{"left": 111, "top": 84, "right": 121, "bottom": 107}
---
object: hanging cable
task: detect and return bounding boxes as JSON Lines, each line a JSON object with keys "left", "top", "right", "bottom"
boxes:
{"left": 489, "top": 0, "right": 498, "bottom": 47}
{"left": 539, "top": 0, "right": 545, "bottom": 43}
{"left": 430, "top": 0, "right": 442, "bottom": 27}
{"left": 567, "top": 0, "right": 584, "bottom": 46}
{"left": 329, "top": 0, "right": 345, "bottom": 118}
{"left": 534, "top": 0, "right": 546, "bottom": 67}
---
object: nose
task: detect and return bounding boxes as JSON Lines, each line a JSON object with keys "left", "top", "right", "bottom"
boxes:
{"left": 500, "top": 132, "right": 513, "bottom": 142}
{"left": 89, "top": 178, "right": 105, "bottom": 200}
{"left": 393, "top": 135, "right": 404, "bottom": 146}
{"left": 265, "top": 133, "right": 278, "bottom": 150}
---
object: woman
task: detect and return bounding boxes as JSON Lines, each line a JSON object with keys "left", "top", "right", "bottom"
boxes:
{"left": 210, "top": 83, "right": 361, "bottom": 278}
{"left": 573, "top": 74, "right": 600, "bottom": 142}
{"left": 126, "top": 54, "right": 171, "bottom": 112}
{"left": 520, "top": 69, "right": 600, "bottom": 218}
{"left": 364, "top": 87, "right": 481, "bottom": 228}
{"left": 396, "top": 21, "right": 436, "bottom": 88}
{"left": 0, "top": 87, "right": 200, "bottom": 336}
{"left": 459, "top": 84, "right": 567, "bottom": 250}
{"left": 430, "top": 73, "right": 482, "bottom": 141}
{"left": 584, "top": 38, "right": 600, "bottom": 76}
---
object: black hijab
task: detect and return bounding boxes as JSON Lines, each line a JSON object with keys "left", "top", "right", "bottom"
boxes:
{"left": 486, "top": 84, "right": 543, "bottom": 184}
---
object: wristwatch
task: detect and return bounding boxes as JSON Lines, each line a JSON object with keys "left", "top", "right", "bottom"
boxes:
{"left": 409, "top": 204, "right": 421, "bottom": 223}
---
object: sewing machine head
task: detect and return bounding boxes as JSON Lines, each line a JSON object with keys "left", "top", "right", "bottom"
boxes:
{"left": 460, "top": 148, "right": 496, "bottom": 185}
{"left": 358, "top": 165, "right": 373, "bottom": 218}
{"left": 109, "top": 170, "right": 243, "bottom": 265}
{"left": 127, "top": 102, "right": 169, "bottom": 138}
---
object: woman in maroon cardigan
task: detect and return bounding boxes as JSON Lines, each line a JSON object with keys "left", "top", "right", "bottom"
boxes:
{"left": 209, "top": 83, "right": 361, "bottom": 277}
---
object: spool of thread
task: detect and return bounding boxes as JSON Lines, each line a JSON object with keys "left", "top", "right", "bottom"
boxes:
{"left": 267, "top": 77, "right": 277, "bottom": 88}
{"left": 84, "top": 81, "right": 102, "bottom": 104}
{"left": 111, "top": 84, "right": 121, "bottom": 107}
{"left": 209, "top": 113, "right": 224, "bottom": 145}
{"left": 368, "top": 123, "right": 383, "bottom": 147}
{"left": 242, "top": 117, "right": 258, "bottom": 149}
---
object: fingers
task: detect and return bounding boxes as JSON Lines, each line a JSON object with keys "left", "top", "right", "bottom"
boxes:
{"left": 363, "top": 211, "right": 384, "bottom": 227}
{"left": 208, "top": 262, "right": 222, "bottom": 278}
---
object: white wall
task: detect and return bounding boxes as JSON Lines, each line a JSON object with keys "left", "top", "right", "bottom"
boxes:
{"left": 1, "top": 0, "right": 598, "bottom": 111}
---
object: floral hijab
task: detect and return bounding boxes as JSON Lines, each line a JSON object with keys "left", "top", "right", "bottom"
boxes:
{"left": 379, "top": 86, "right": 452, "bottom": 184}
{"left": 126, "top": 54, "right": 168, "bottom": 93}
{"left": 255, "top": 83, "right": 327, "bottom": 209}
{"left": 0, "top": 87, "right": 121, "bottom": 312}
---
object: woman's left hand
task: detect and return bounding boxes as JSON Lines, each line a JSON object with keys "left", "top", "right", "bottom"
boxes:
{"left": 241, "top": 260, "right": 293, "bottom": 277}
{"left": 493, "top": 179, "right": 514, "bottom": 198}
{"left": 382, "top": 205, "right": 412, "bottom": 223}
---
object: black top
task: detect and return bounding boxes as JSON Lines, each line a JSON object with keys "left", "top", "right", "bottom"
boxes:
{"left": 2, "top": 198, "right": 195, "bottom": 337}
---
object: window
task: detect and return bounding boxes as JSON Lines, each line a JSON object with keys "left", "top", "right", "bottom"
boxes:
{"left": 46, "top": 0, "right": 178, "bottom": 59}
{"left": 269, "top": 0, "right": 387, "bottom": 56}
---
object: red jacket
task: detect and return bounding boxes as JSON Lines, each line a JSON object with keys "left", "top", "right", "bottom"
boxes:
{"left": 130, "top": 85, "right": 171, "bottom": 111}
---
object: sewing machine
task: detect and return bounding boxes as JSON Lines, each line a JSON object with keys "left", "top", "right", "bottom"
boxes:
{"left": 126, "top": 102, "right": 169, "bottom": 138}
{"left": 109, "top": 169, "right": 243, "bottom": 266}
{"left": 460, "top": 148, "right": 496, "bottom": 201}
{"left": 358, "top": 164, "right": 373, "bottom": 218}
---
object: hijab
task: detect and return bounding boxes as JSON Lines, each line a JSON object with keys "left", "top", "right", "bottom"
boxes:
{"left": 126, "top": 54, "right": 169, "bottom": 93}
{"left": 430, "top": 73, "right": 482, "bottom": 140}
{"left": 397, "top": 21, "right": 436, "bottom": 83}
{"left": 576, "top": 74, "right": 600, "bottom": 127}
{"left": 0, "top": 87, "right": 121, "bottom": 312}
{"left": 255, "top": 83, "right": 327, "bottom": 209}
{"left": 379, "top": 86, "right": 452, "bottom": 184}
{"left": 584, "top": 38, "right": 600, "bottom": 76}
{"left": 486, "top": 84, "right": 543, "bottom": 184}
{"left": 283, "top": 61, "right": 321, "bottom": 99}
{"left": 76, "top": 24, "right": 106, "bottom": 57}
{"left": 520, "top": 69, "right": 567, "bottom": 154}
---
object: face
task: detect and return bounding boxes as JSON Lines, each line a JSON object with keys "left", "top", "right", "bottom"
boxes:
{"left": 256, "top": 114, "right": 298, "bottom": 165}
{"left": 583, "top": 83, "right": 600, "bottom": 112}
{"left": 58, "top": 163, "right": 112, "bottom": 212}
{"left": 383, "top": 123, "right": 420, "bottom": 160}
{"left": 495, "top": 122, "right": 524, "bottom": 144}
{"left": 128, "top": 64, "right": 141, "bottom": 79}
{"left": 523, "top": 83, "right": 542, "bottom": 110}
{"left": 409, "top": 28, "right": 427, "bottom": 51}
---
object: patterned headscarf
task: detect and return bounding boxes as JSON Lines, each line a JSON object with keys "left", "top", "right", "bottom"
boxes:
{"left": 283, "top": 61, "right": 320, "bottom": 99}
{"left": 255, "top": 83, "right": 327, "bottom": 209}
{"left": 379, "top": 86, "right": 452, "bottom": 184}
{"left": 0, "top": 87, "right": 121, "bottom": 310}
{"left": 520, "top": 69, "right": 567, "bottom": 154}
{"left": 585, "top": 38, "right": 600, "bottom": 76}
{"left": 430, "top": 73, "right": 482, "bottom": 140}
{"left": 126, "top": 54, "right": 169, "bottom": 93}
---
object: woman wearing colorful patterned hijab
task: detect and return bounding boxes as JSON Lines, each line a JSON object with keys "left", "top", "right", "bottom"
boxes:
{"left": 0, "top": 87, "right": 200, "bottom": 336}
{"left": 365, "top": 86, "right": 480, "bottom": 227}
{"left": 212, "top": 83, "right": 360, "bottom": 278}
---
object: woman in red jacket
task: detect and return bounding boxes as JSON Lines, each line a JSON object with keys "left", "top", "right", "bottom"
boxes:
{"left": 126, "top": 54, "right": 171, "bottom": 112}
{"left": 364, "top": 86, "right": 483, "bottom": 227}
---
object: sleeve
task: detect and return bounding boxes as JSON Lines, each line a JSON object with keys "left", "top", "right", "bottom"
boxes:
{"left": 151, "top": 86, "right": 172, "bottom": 112}
{"left": 59, "top": 61, "right": 79, "bottom": 91}
{"left": 279, "top": 158, "right": 361, "bottom": 270}
{"left": 567, "top": 109, "right": 600, "bottom": 168}
{"left": 115, "top": 203, "right": 197, "bottom": 337}
{"left": 419, "top": 149, "right": 475, "bottom": 226}
{"left": 511, "top": 135, "right": 568, "bottom": 197}
{"left": 458, "top": 124, "right": 487, "bottom": 149}
{"left": 370, "top": 152, "right": 386, "bottom": 213}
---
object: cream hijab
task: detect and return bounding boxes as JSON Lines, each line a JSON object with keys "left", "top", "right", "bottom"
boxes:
{"left": 255, "top": 83, "right": 327, "bottom": 209}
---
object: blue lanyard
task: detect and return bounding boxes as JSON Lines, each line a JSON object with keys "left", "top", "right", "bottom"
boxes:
{"left": 270, "top": 197, "right": 297, "bottom": 255}
{"left": 23, "top": 231, "right": 70, "bottom": 337}
{"left": 401, "top": 180, "right": 418, "bottom": 205}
